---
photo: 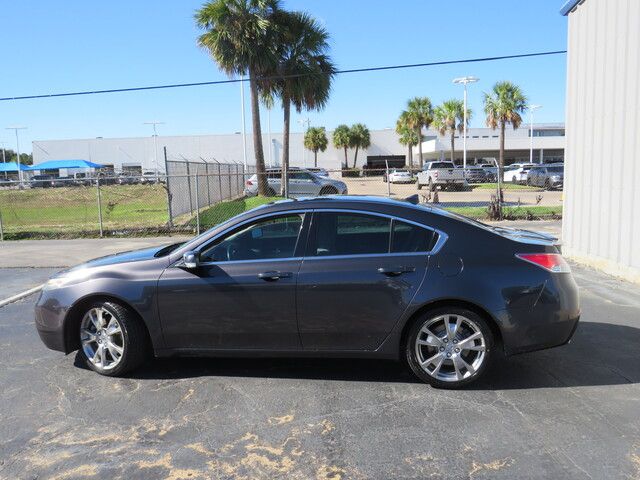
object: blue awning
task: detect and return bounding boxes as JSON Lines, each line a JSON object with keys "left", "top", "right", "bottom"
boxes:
{"left": 27, "top": 159, "right": 105, "bottom": 170}
{"left": 0, "top": 162, "right": 30, "bottom": 172}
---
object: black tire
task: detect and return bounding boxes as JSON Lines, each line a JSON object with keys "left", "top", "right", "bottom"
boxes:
{"left": 511, "top": 176, "right": 518, "bottom": 184}
{"left": 319, "top": 186, "right": 338, "bottom": 195}
{"left": 266, "top": 187, "right": 276, "bottom": 196}
{"left": 78, "top": 301, "right": 150, "bottom": 377}
{"left": 416, "top": 179, "right": 422, "bottom": 190}
{"left": 405, "top": 307, "right": 494, "bottom": 389}
{"left": 544, "top": 179, "right": 551, "bottom": 190}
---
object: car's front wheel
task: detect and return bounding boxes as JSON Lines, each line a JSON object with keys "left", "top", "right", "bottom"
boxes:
{"left": 78, "top": 301, "right": 149, "bottom": 376}
{"left": 405, "top": 307, "right": 493, "bottom": 388}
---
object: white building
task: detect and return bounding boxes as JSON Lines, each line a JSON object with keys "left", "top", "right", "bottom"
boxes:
{"left": 561, "top": 0, "right": 640, "bottom": 283}
{"left": 32, "top": 123, "right": 564, "bottom": 173}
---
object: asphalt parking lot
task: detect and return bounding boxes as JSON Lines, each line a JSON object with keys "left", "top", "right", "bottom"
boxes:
{"left": 1, "top": 253, "right": 639, "bottom": 478}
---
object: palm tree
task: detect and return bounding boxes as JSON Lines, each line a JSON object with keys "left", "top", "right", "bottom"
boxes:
{"left": 304, "top": 126, "right": 328, "bottom": 167}
{"left": 483, "top": 81, "right": 527, "bottom": 179}
{"left": 350, "top": 123, "right": 370, "bottom": 168}
{"left": 396, "top": 111, "right": 420, "bottom": 168}
{"left": 262, "top": 10, "right": 335, "bottom": 195}
{"left": 195, "top": 0, "right": 280, "bottom": 196}
{"left": 405, "top": 97, "right": 433, "bottom": 169}
{"left": 333, "top": 124, "right": 352, "bottom": 168}
{"left": 433, "top": 99, "right": 471, "bottom": 163}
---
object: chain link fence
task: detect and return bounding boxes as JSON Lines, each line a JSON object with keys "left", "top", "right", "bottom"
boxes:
{"left": 0, "top": 161, "right": 563, "bottom": 240}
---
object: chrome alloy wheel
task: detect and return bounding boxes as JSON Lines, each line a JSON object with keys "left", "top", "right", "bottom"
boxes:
{"left": 414, "top": 314, "right": 486, "bottom": 383}
{"left": 80, "top": 307, "right": 125, "bottom": 371}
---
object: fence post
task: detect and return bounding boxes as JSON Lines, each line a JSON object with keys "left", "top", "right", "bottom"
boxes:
{"left": 217, "top": 163, "right": 223, "bottom": 202}
{"left": 0, "top": 210, "right": 4, "bottom": 241}
{"left": 96, "top": 177, "right": 104, "bottom": 237}
{"left": 205, "top": 162, "right": 212, "bottom": 207}
{"left": 185, "top": 161, "right": 194, "bottom": 216}
{"left": 385, "top": 160, "right": 391, "bottom": 197}
{"left": 194, "top": 168, "right": 201, "bottom": 235}
{"left": 228, "top": 164, "right": 233, "bottom": 198}
{"left": 164, "top": 147, "right": 174, "bottom": 229}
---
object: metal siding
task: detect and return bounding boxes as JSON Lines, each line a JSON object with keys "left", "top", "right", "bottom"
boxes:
{"left": 563, "top": 0, "right": 640, "bottom": 277}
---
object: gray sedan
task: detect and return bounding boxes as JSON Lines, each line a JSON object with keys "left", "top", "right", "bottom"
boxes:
{"left": 527, "top": 164, "right": 564, "bottom": 189}
{"left": 244, "top": 169, "right": 347, "bottom": 197}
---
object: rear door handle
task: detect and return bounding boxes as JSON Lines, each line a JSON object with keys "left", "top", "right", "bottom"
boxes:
{"left": 258, "top": 271, "right": 292, "bottom": 281}
{"left": 377, "top": 266, "right": 416, "bottom": 276}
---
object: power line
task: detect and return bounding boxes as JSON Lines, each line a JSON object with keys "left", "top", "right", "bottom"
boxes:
{"left": 0, "top": 50, "right": 566, "bottom": 102}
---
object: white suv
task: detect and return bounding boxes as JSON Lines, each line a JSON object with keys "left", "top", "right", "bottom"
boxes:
{"left": 503, "top": 163, "right": 536, "bottom": 184}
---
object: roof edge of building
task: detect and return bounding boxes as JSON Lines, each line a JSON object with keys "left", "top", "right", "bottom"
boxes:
{"left": 560, "top": 0, "right": 585, "bottom": 16}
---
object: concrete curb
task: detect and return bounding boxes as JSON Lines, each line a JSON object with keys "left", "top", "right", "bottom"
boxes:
{"left": 0, "top": 285, "right": 43, "bottom": 308}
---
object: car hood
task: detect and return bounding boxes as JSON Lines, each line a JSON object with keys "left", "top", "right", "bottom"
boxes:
{"left": 67, "top": 244, "right": 173, "bottom": 272}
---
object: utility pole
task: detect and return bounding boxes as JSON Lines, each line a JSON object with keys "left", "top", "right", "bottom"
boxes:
{"left": 5, "top": 126, "right": 27, "bottom": 185}
{"left": 144, "top": 121, "right": 164, "bottom": 180}
{"left": 528, "top": 105, "right": 542, "bottom": 164}
{"left": 240, "top": 74, "right": 248, "bottom": 168}
{"left": 452, "top": 76, "right": 479, "bottom": 169}
{"left": 298, "top": 117, "right": 311, "bottom": 168}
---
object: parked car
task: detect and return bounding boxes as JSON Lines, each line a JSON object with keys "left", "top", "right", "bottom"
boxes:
{"left": 416, "top": 161, "right": 467, "bottom": 191}
{"left": 527, "top": 164, "right": 564, "bottom": 189}
{"left": 139, "top": 171, "right": 162, "bottom": 184}
{"left": 462, "top": 166, "right": 487, "bottom": 184}
{"left": 35, "top": 196, "right": 580, "bottom": 388}
{"left": 479, "top": 164, "right": 498, "bottom": 182}
{"left": 117, "top": 173, "right": 138, "bottom": 185}
{"left": 385, "top": 169, "right": 414, "bottom": 184}
{"left": 503, "top": 163, "right": 536, "bottom": 184}
{"left": 30, "top": 174, "right": 56, "bottom": 188}
{"left": 95, "top": 170, "right": 118, "bottom": 185}
{"left": 306, "top": 167, "right": 329, "bottom": 178}
{"left": 73, "top": 172, "right": 93, "bottom": 187}
{"left": 52, "top": 176, "right": 75, "bottom": 187}
{"left": 244, "top": 168, "right": 347, "bottom": 197}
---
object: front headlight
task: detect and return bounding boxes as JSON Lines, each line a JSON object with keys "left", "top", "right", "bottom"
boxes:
{"left": 42, "top": 268, "right": 92, "bottom": 291}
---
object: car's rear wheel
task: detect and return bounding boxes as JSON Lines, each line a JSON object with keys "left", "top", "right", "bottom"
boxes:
{"left": 405, "top": 307, "right": 493, "bottom": 388}
{"left": 266, "top": 187, "right": 276, "bottom": 196}
{"left": 511, "top": 175, "right": 518, "bottom": 184}
{"left": 319, "top": 186, "right": 338, "bottom": 195}
{"left": 544, "top": 179, "right": 551, "bottom": 190}
{"left": 416, "top": 179, "right": 422, "bottom": 190}
{"left": 78, "top": 301, "right": 149, "bottom": 376}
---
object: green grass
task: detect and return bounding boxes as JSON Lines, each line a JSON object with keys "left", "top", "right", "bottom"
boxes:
{"left": 444, "top": 205, "right": 562, "bottom": 220}
{"left": 472, "top": 183, "right": 542, "bottom": 191}
{"left": 196, "top": 196, "right": 283, "bottom": 228}
{"left": 0, "top": 184, "right": 169, "bottom": 238}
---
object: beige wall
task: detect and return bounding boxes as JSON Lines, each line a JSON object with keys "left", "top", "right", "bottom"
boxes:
{"left": 562, "top": 0, "right": 640, "bottom": 282}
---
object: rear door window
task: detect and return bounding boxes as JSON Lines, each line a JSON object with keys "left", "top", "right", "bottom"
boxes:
{"left": 391, "top": 220, "right": 436, "bottom": 253}
{"left": 308, "top": 212, "right": 391, "bottom": 256}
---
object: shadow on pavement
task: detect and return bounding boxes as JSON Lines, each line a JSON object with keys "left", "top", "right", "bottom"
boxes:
{"left": 76, "top": 321, "right": 639, "bottom": 389}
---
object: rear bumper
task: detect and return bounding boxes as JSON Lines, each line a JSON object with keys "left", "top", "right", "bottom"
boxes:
{"left": 498, "top": 273, "right": 581, "bottom": 356}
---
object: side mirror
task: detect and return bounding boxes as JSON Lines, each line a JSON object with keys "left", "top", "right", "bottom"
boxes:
{"left": 182, "top": 251, "right": 199, "bottom": 269}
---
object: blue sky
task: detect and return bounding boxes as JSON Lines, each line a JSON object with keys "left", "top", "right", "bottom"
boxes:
{"left": 0, "top": 1, "right": 568, "bottom": 153}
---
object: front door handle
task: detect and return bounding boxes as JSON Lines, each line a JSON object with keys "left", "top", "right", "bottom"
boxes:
{"left": 377, "top": 266, "right": 416, "bottom": 276}
{"left": 258, "top": 271, "right": 292, "bottom": 281}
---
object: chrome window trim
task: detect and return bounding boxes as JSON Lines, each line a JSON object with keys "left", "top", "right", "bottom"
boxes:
{"left": 175, "top": 206, "right": 448, "bottom": 267}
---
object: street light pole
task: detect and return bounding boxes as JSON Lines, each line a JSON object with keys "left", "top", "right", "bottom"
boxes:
{"left": 528, "top": 105, "right": 542, "bottom": 164}
{"left": 298, "top": 118, "right": 310, "bottom": 168}
{"left": 452, "top": 76, "right": 479, "bottom": 170}
{"left": 144, "top": 121, "right": 164, "bottom": 180}
{"left": 239, "top": 74, "right": 248, "bottom": 168}
{"left": 5, "top": 126, "right": 27, "bottom": 185}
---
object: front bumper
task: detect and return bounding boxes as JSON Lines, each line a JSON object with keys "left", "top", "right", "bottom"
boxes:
{"left": 34, "top": 289, "right": 72, "bottom": 353}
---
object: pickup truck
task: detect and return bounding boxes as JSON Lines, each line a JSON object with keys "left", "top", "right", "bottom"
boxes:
{"left": 416, "top": 161, "right": 466, "bottom": 191}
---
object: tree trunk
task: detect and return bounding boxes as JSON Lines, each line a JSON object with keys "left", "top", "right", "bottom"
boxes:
{"left": 249, "top": 72, "right": 267, "bottom": 196}
{"left": 314, "top": 151, "right": 318, "bottom": 168}
{"left": 343, "top": 147, "right": 348, "bottom": 169}
{"left": 417, "top": 126, "right": 423, "bottom": 169}
{"left": 353, "top": 145, "right": 359, "bottom": 169}
{"left": 499, "top": 121, "right": 506, "bottom": 179}
{"left": 280, "top": 92, "right": 291, "bottom": 197}
{"left": 408, "top": 145, "right": 413, "bottom": 168}
{"left": 450, "top": 131, "right": 455, "bottom": 163}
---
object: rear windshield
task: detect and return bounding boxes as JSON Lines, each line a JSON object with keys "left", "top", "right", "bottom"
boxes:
{"left": 428, "top": 162, "right": 455, "bottom": 169}
{"left": 547, "top": 166, "right": 563, "bottom": 172}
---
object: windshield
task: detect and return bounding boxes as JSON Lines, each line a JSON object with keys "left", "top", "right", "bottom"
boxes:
{"left": 428, "top": 162, "right": 454, "bottom": 169}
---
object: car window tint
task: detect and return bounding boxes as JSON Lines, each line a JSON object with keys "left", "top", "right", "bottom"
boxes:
{"left": 310, "top": 213, "right": 390, "bottom": 256}
{"left": 290, "top": 172, "right": 313, "bottom": 180}
{"left": 200, "top": 214, "right": 303, "bottom": 262}
{"left": 391, "top": 220, "right": 435, "bottom": 253}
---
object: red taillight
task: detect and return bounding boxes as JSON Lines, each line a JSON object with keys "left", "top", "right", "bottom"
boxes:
{"left": 246, "top": 179, "right": 254, "bottom": 186}
{"left": 516, "top": 253, "right": 571, "bottom": 273}
{"left": 433, "top": 172, "right": 439, "bottom": 178}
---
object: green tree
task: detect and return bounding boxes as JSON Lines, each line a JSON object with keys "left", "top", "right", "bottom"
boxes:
{"left": 304, "top": 126, "right": 328, "bottom": 167}
{"left": 432, "top": 99, "right": 471, "bottom": 163}
{"left": 262, "top": 10, "right": 335, "bottom": 195}
{"left": 483, "top": 81, "right": 527, "bottom": 178}
{"left": 196, "top": 0, "right": 280, "bottom": 196}
{"left": 350, "top": 123, "right": 370, "bottom": 169}
{"left": 332, "top": 124, "right": 352, "bottom": 168}
{"left": 396, "top": 111, "right": 420, "bottom": 168}
{"left": 404, "top": 97, "right": 433, "bottom": 169}
{"left": 2, "top": 149, "right": 33, "bottom": 165}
